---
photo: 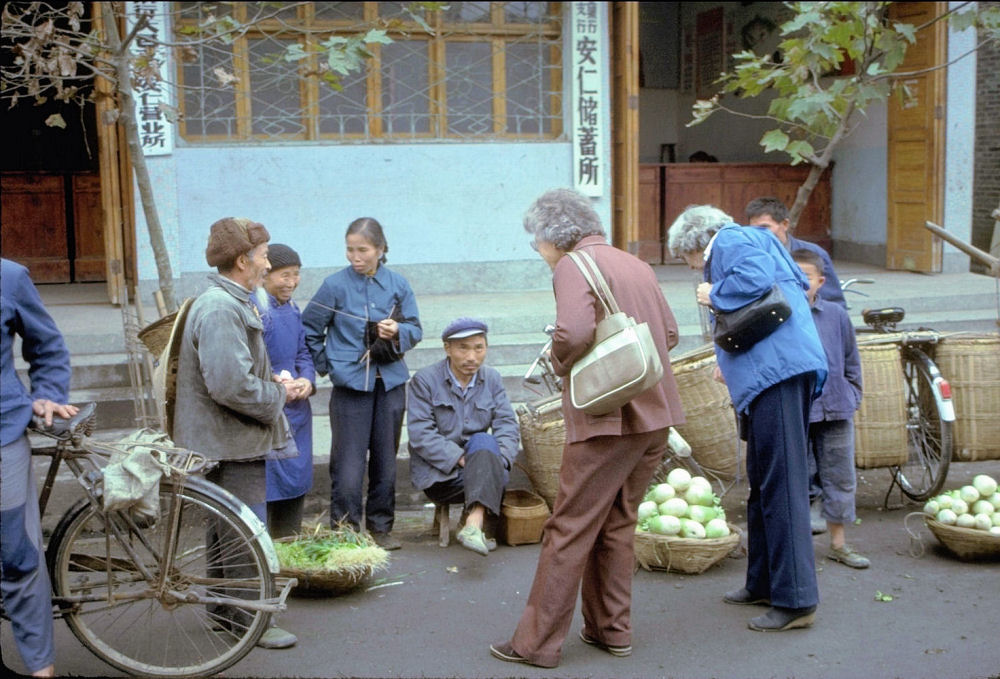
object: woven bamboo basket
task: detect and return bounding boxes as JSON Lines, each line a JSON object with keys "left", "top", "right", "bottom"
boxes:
{"left": 670, "top": 345, "right": 741, "bottom": 480}
{"left": 925, "top": 518, "right": 1000, "bottom": 561}
{"left": 634, "top": 523, "right": 741, "bottom": 574}
{"left": 933, "top": 334, "right": 1000, "bottom": 461}
{"left": 137, "top": 310, "right": 181, "bottom": 356}
{"left": 501, "top": 489, "right": 550, "bottom": 546}
{"left": 516, "top": 395, "right": 565, "bottom": 510}
{"left": 274, "top": 533, "right": 388, "bottom": 596}
{"left": 853, "top": 343, "right": 908, "bottom": 468}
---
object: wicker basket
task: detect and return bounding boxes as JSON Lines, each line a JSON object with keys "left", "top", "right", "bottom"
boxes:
{"left": 933, "top": 334, "right": 1000, "bottom": 461}
{"left": 634, "top": 523, "right": 741, "bottom": 574}
{"left": 517, "top": 395, "right": 565, "bottom": 510}
{"left": 853, "top": 343, "right": 908, "bottom": 468}
{"left": 501, "top": 489, "right": 550, "bottom": 546}
{"left": 274, "top": 533, "right": 387, "bottom": 596}
{"left": 925, "top": 518, "right": 1000, "bottom": 561}
{"left": 137, "top": 310, "right": 181, "bottom": 357}
{"left": 670, "top": 345, "right": 741, "bottom": 480}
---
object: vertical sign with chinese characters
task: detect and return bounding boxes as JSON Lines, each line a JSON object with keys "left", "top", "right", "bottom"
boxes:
{"left": 571, "top": 2, "right": 604, "bottom": 197}
{"left": 126, "top": 2, "right": 173, "bottom": 156}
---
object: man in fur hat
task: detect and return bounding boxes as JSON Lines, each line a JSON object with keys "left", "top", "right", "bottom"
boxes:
{"left": 173, "top": 217, "right": 298, "bottom": 649}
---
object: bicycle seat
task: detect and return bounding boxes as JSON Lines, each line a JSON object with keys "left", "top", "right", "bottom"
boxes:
{"left": 30, "top": 402, "right": 97, "bottom": 439}
{"left": 862, "top": 307, "right": 905, "bottom": 329}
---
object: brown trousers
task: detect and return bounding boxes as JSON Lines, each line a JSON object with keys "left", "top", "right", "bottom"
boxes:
{"left": 510, "top": 428, "right": 668, "bottom": 667}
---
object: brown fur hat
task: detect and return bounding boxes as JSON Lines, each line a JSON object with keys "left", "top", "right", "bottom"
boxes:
{"left": 205, "top": 217, "right": 270, "bottom": 270}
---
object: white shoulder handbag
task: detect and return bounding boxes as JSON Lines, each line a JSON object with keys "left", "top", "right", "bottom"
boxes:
{"left": 566, "top": 251, "right": 664, "bottom": 415}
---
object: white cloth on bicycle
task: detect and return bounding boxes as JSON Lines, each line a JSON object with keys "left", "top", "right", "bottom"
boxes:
{"left": 102, "top": 430, "right": 173, "bottom": 520}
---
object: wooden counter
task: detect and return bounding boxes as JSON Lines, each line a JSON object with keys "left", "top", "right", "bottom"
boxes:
{"left": 635, "top": 162, "right": 832, "bottom": 263}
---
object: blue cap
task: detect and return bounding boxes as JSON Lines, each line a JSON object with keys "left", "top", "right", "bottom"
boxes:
{"left": 441, "top": 317, "right": 488, "bottom": 341}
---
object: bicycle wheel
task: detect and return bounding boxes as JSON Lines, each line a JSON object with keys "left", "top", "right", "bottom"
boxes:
{"left": 892, "top": 347, "right": 953, "bottom": 501}
{"left": 48, "top": 478, "right": 274, "bottom": 678}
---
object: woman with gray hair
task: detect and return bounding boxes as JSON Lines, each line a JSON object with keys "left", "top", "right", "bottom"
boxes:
{"left": 667, "top": 205, "right": 828, "bottom": 632}
{"left": 491, "top": 188, "right": 685, "bottom": 669}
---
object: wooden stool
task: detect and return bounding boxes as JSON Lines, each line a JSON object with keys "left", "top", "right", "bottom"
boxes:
{"left": 432, "top": 503, "right": 451, "bottom": 547}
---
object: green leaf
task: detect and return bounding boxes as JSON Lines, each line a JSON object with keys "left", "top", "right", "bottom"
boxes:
{"left": 893, "top": 21, "right": 917, "bottom": 43}
{"left": 283, "top": 44, "right": 309, "bottom": 62}
{"left": 874, "top": 591, "right": 894, "bottom": 602}
{"left": 362, "top": 29, "right": 393, "bottom": 45}
{"left": 761, "top": 129, "right": 790, "bottom": 153}
{"left": 786, "top": 140, "right": 815, "bottom": 162}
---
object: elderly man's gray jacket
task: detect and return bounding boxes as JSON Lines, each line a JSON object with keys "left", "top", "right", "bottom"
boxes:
{"left": 174, "top": 274, "right": 287, "bottom": 461}
{"left": 406, "top": 358, "right": 520, "bottom": 490}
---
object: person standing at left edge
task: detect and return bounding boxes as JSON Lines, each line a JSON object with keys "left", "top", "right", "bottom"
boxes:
{"left": 303, "top": 218, "right": 421, "bottom": 550}
{"left": 2, "top": 258, "right": 79, "bottom": 677}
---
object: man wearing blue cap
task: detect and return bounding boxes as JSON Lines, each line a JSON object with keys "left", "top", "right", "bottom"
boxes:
{"left": 407, "top": 318, "right": 520, "bottom": 555}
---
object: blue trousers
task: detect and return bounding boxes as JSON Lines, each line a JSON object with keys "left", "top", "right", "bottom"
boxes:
{"left": 743, "top": 372, "right": 819, "bottom": 610}
{"left": 329, "top": 381, "right": 405, "bottom": 534}
{"left": 1, "top": 435, "right": 55, "bottom": 673}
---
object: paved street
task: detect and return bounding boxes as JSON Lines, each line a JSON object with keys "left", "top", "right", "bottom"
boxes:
{"left": 4, "top": 461, "right": 999, "bottom": 679}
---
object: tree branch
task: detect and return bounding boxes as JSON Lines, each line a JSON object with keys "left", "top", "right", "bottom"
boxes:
{"left": 874, "top": 36, "right": 996, "bottom": 81}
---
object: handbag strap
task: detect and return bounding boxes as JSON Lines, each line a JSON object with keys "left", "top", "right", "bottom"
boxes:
{"left": 566, "top": 250, "right": 621, "bottom": 317}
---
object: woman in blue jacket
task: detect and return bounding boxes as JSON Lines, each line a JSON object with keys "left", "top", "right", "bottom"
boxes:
{"left": 668, "top": 205, "right": 828, "bottom": 633}
{"left": 302, "top": 219, "right": 421, "bottom": 550}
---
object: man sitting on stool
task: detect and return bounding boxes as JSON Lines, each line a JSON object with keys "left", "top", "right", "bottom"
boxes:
{"left": 407, "top": 318, "right": 520, "bottom": 555}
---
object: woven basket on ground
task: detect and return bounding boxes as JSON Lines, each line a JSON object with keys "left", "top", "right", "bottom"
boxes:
{"left": 933, "top": 334, "right": 1000, "bottom": 461}
{"left": 634, "top": 523, "right": 741, "bottom": 574}
{"left": 516, "top": 395, "right": 565, "bottom": 510}
{"left": 925, "top": 518, "right": 1000, "bottom": 561}
{"left": 670, "top": 344, "right": 741, "bottom": 480}
{"left": 501, "top": 489, "right": 550, "bottom": 546}
{"left": 274, "top": 533, "right": 388, "bottom": 596}
{"left": 853, "top": 343, "right": 908, "bottom": 468}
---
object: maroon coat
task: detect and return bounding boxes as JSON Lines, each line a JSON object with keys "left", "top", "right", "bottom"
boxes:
{"left": 549, "top": 235, "right": 685, "bottom": 442}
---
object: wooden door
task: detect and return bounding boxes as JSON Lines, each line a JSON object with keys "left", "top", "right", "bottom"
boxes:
{"left": 611, "top": 2, "right": 640, "bottom": 250}
{"left": 886, "top": 2, "right": 946, "bottom": 272}
{"left": 636, "top": 165, "right": 662, "bottom": 262}
{"left": 0, "top": 173, "right": 70, "bottom": 282}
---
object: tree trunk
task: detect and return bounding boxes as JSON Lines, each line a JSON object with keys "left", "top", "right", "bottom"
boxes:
{"left": 100, "top": 3, "right": 177, "bottom": 314}
{"left": 788, "top": 163, "right": 827, "bottom": 231}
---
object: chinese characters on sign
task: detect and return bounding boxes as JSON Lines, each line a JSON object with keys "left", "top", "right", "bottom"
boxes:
{"left": 571, "top": 2, "right": 604, "bottom": 197}
{"left": 126, "top": 2, "right": 172, "bottom": 156}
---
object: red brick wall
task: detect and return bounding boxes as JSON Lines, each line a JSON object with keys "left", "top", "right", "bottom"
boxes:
{"left": 972, "top": 2, "right": 1000, "bottom": 271}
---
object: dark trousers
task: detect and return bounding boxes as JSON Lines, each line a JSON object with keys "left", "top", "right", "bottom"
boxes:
{"left": 329, "top": 381, "right": 405, "bottom": 534}
{"left": 743, "top": 372, "right": 819, "bottom": 610}
{"left": 423, "top": 447, "right": 509, "bottom": 517}
{"left": 205, "top": 460, "right": 266, "bottom": 629}
{"left": 510, "top": 428, "right": 668, "bottom": 668}
{"left": 251, "top": 495, "right": 306, "bottom": 540}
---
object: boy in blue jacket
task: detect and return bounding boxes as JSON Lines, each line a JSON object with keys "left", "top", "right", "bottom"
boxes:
{"left": 793, "top": 250, "right": 870, "bottom": 569}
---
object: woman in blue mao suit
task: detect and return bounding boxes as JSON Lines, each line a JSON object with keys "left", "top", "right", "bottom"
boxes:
{"left": 668, "top": 205, "right": 828, "bottom": 633}
{"left": 302, "top": 218, "right": 421, "bottom": 550}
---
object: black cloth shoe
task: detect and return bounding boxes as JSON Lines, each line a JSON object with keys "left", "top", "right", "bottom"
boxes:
{"left": 371, "top": 532, "right": 402, "bottom": 550}
{"left": 723, "top": 588, "right": 770, "bottom": 606}
{"left": 748, "top": 606, "right": 817, "bottom": 632}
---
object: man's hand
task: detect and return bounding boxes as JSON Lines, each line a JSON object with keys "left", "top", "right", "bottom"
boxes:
{"left": 712, "top": 365, "right": 726, "bottom": 384}
{"left": 32, "top": 399, "right": 79, "bottom": 427}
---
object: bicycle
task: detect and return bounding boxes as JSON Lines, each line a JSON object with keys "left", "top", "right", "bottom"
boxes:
{"left": 849, "top": 296, "right": 955, "bottom": 504}
{"left": 21, "top": 402, "right": 295, "bottom": 678}
{"left": 521, "top": 325, "right": 704, "bottom": 480}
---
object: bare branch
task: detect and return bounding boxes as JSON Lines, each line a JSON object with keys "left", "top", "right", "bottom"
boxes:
{"left": 875, "top": 35, "right": 997, "bottom": 81}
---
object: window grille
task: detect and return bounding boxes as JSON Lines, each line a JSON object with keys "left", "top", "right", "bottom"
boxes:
{"left": 174, "top": 2, "right": 563, "bottom": 142}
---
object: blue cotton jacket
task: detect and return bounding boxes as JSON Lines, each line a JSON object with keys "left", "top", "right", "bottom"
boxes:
{"left": 302, "top": 264, "right": 421, "bottom": 392}
{"left": 1, "top": 258, "right": 72, "bottom": 446}
{"left": 808, "top": 297, "right": 862, "bottom": 422}
{"left": 706, "top": 224, "right": 828, "bottom": 414}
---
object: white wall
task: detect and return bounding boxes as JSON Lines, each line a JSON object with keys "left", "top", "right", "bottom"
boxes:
{"left": 134, "top": 3, "right": 615, "bottom": 295}
{"left": 831, "top": 102, "right": 888, "bottom": 262}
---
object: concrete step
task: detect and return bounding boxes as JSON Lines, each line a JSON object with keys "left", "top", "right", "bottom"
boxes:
{"left": 17, "top": 352, "right": 132, "bottom": 391}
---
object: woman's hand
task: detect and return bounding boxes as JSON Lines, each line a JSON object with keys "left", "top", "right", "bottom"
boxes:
{"left": 695, "top": 281, "right": 714, "bottom": 307}
{"left": 376, "top": 318, "right": 398, "bottom": 339}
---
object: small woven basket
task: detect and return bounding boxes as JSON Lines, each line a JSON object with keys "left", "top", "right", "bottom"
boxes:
{"left": 501, "top": 489, "right": 550, "bottom": 546}
{"left": 634, "top": 523, "right": 741, "bottom": 574}
{"left": 933, "top": 334, "right": 1000, "bottom": 461}
{"left": 517, "top": 395, "right": 565, "bottom": 510}
{"left": 925, "top": 518, "right": 1000, "bottom": 561}
{"left": 670, "top": 345, "right": 741, "bottom": 480}
{"left": 853, "top": 343, "right": 908, "bottom": 468}
{"left": 137, "top": 310, "right": 181, "bottom": 357}
{"left": 274, "top": 532, "right": 387, "bottom": 597}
